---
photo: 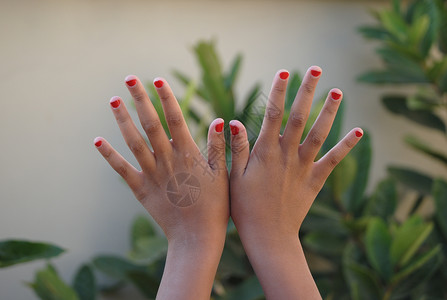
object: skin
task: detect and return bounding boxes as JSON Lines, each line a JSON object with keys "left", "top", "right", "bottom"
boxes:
{"left": 95, "top": 67, "right": 362, "bottom": 299}
{"left": 229, "top": 67, "right": 362, "bottom": 299}
{"left": 95, "top": 76, "right": 229, "bottom": 300}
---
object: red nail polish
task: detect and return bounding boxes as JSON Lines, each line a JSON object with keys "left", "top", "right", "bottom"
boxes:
{"left": 331, "top": 91, "right": 342, "bottom": 100}
{"left": 311, "top": 70, "right": 321, "bottom": 77}
{"left": 154, "top": 80, "right": 164, "bottom": 88}
{"left": 230, "top": 124, "right": 239, "bottom": 135}
{"left": 215, "top": 122, "right": 224, "bottom": 133}
{"left": 95, "top": 140, "right": 102, "bottom": 147}
{"left": 355, "top": 130, "right": 363, "bottom": 137}
{"left": 279, "top": 71, "right": 289, "bottom": 80}
{"left": 110, "top": 98, "right": 121, "bottom": 108}
{"left": 126, "top": 79, "right": 137, "bottom": 87}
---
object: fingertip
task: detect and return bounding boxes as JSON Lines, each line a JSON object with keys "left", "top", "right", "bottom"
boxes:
{"left": 94, "top": 137, "right": 103, "bottom": 148}
{"left": 211, "top": 118, "right": 225, "bottom": 133}
{"left": 125, "top": 75, "right": 138, "bottom": 87}
{"left": 330, "top": 88, "right": 343, "bottom": 101}
{"left": 278, "top": 69, "right": 289, "bottom": 80}
{"left": 309, "top": 66, "right": 322, "bottom": 78}
{"left": 109, "top": 96, "right": 122, "bottom": 109}
{"left": 153, "top": 77, "right": 165, "bottom": 88}
{"left": 354, "top": 127, "right": 364, "bottom": 138}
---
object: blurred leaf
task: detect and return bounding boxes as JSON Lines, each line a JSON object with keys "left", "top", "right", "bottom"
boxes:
{"left": 128, "top": 236, "right": 168, "bottom": 265}
{"left": 224, "top": 54, "right": 242, "bottom": 91}
{"left": 302, "top": 97, "right": 325, "bottom": 142}
{"left": 405, "top": 135, "right": 447, "bottom": 165}
{"left": 93, "top": 256, "right": 146, "bottom": 280}
{"left": 72, "top": 265, "right": 96, "bottom": 300}
{"left": 330, "top": 154, "right": 357, "bottom": 202}
{"left": 321, "top": 100, "right": 344, "bottom": 154}
{"left": 303, "top": 231, "right": 345, "bottom": 256}
{"left": 358, "top": 69, "right": 429, "bottom": 84}
{"left": 378, "top": 10, "right": 408, "bottom": 42}
{"left": 365, "top": 218, "right": 392, "bottom": 281}
{"left": 433, "top": 179, "right": 447, "bottom": 240}
{"left": 439, "top": 69, "right": 447, "bottom": 94}
{"left": 438, "top": 6, "right": 447, "bottom": 54}
{"left": 240, "top": 83, "right": 262, "bottom": 120}
{"left": 219, "top": 276, "right": 263, "bottom": 300}
{"left": 428, "top": 56, "right": 447, "bottom": 81}
{"left": 342, "top": 132, "right": 372, "bottom": 216}
{"left": 388, "top": 166, "right": 434, "bottom": 195}
{"left": 284, "top": 71, "right": 302, "bottom": 111}
{"left": 358, "top": 25, "right": 391, "bottom": 40}
{"left": 131, "top": 215, "right": 156, "bottom": 251}
{"left": 28, "top": 264, "right": 79, "bottom": 300}
{"left": 365, "top": 178, "right": 397, "bottom": 220}
{"left": 382, "top": 95, "right": 446, "bottom": 132}
{"left": 127, "top": 271, "right": 159, "bottom": 299}
{"left": 390, "top": 216, "right": 434, "bottom": 267}
{"left": 408, "top": 14, "right": 430, "bottom": 47}
{"left": 0, "top": 240, "right": 65, "bottom": 268}
{"left": 376, "top": 47, "right": 427, "bottom": 78}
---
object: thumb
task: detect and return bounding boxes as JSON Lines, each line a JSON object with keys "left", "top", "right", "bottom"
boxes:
{"left": 229, "top": 120, "right": 250, "bottom": 178}
{"left": 207, "top": 118, "right": 227, "bottom": 173}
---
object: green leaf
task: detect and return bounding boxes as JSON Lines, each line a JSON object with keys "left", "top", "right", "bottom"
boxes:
{"left": 28, "top": 264, "right": 79, "bottom": 300}
{"left": 358, "top": 70, "right": 429, "bottom": 84}
{"left": 127, "top": 271, "right": 159, "bottom": 299}
{"left": 439, "top": 69, "right": 447, "bottom": 94}
{"left": 391, "top": 244, "right": 442, "bottom": 285}
{"left": 128, "top": 236, "right": 168, "bottom": 264}
{"left": 329, "top": 153, "right": 357, "bottom": 202}
{"left": 378, "top": 10, "right": 408, "bottom": 42}
{"left": 388, "top": 166, "right": 434, "bottom": 195}
{"left": 433, "top": 179, "right": 447, "bottom": 240}
{"left": 93, "top": 256, "right": 146, "bottom": 280}
{"left": 284, "top": 71, "right": 302, "bottom": 111}
{"left": 131, "top": 215, "right": 156, "bottom": 250}
{"left": 321, "top": 100, "right": 344, "bottom": 154}
{"left": 72, "top": 265, "right": 96, "bottom": 300}
{"left": 224, "top": 54, "right": 242, "bottom": 91}
{"left": 220, "top": 276, "right": 264, "bottom": 300}
{"left": 408, "top": 14, "right": 430, "bottom": 47}
{"left": 405, "top": 135, "right": 447, "bottom": 166}
{"left": 365, "top": 178, "right": 397, "bottom": 220}
{"left": 358, "top": 25, "right": 391, "bottom": 40}
{"left": 438, "top": 7, "right": 447, "bottom": 54}
{"left": 375, "top": 47, "right": 427, "bottom": 78}
{"left": 390, "top": 216, "right": 434, "bottom": 267}
{"left": 365, "top": 218, "right": 392, "bottom": 281}
{"left": 303, "top": 231, "right": 345, "bottom": 256}
{"left": 342, "top": 132, "right": 372, "bottom": 216}
{"left": 0, "top": 240, "right": 65, "bottom": 268}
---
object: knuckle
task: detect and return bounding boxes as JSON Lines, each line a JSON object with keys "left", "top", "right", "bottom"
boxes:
{"left": 344, "top": 137, "right": 356, "bottom": 149}
{"left": 290, "top": 112, "right": 306, "bottom": 128}
{"left": 232, "top": 140, "right": 249, "bottom": 155}
{"left": 159, "top": 93, "right": 171, "bottom": 103}
{"left": 272, "top": 84, "right": 286, "bottom": 94}
{"left": 265, "top": 105, "right": 282, "bottom": 121}
{"left": 166, "top": 114, "right": 183, "bottom": 128}
{"left": 116, "top": 164, "right": 128, "bottom": 179}
{"left": 133, "top": 92, "right": 146, "bottom": 103}
{"left": 328, "top": 155, "right": 340, "bottom": 168}
{"left": 129, "top": 139, "right": 147, "bottom": 155}
{"left": 103, "top": 149, "right": 113, "bottom": 159}
{"left": 142, "top": 120, "right": 162, "bottom": 135}
{"left": 309, "top": 132, "right": 323, "bottom": 147}
{"left": 209, "top": 141, "right": 226, "bottom": 153}
{"left": 322, "top": 103, "right": 337, "bottom": 115}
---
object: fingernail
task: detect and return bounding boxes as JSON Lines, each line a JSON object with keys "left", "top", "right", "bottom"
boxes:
{"left": 279, "top": 71, "right": 289, "bottom": 80}
{"left": 215, "top": 121, "right": 224, "bottom": 133}
{"left": 331, "top": 91, "right": 342, "bottom": 100}
{"left": 110, "top": 97, "right": 121, "bottom": 108}
{"left": 126, "top": 79, "right": 137, "bottom": 87}
{"left": 154, "top": 79, "right": 164, "bottom": 88}
{"left": 355, "top": 130, "right": 363, "bottom": 137}
{"left": 230, "top": 124, "right": 239, "bottom": 135}
{"left": 94, "top": 137, "right": 102, "bottom": 147}
{"left": 311, "top": 69, "right": 321, "bottom": 77}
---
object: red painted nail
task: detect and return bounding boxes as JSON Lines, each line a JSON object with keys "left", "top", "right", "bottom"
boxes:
{"left": 126, "top": 79, "right": 137, "bottom": 87}
{"left": 154, "top": 80, "right": 164, "bottom": 88}
{"left": 355, "top": 130, "right": 363, "bottom": 137}
{"left": 311, "top": 70, "right": 321, "bottom": 77}
{"left": 95, "top": 140, "right": 102, "bottom": 147}
{"left": 215, "top": 122, "right": 224, "bottom": 133}
{"left": 279, "top": 71, "right": 289, "bottom": 80}
{"left": 110, "top": 98, "right": 121, "bottom": 108}
{"left": 230, "top": 124, "right": 239, "bottom": 135}
{"left": 331, "top": 91, "right": 342, "bottom": 100}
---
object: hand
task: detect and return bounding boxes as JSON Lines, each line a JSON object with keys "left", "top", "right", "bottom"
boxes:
{"left": 229, "top": 67, "right": 363, "bottom": 299}
{"left": 94, "top": 75, "right": 229, "bottom": 300}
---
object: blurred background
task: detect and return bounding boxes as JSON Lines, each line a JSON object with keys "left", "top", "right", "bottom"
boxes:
{"left": 1, "top": 0, "right": 447, "bottom": 299}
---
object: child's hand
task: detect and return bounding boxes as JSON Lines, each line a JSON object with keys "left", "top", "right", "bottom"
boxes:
{"left": 229, "top": 67, "right": 363, "bottom": 299}
{"left": 94, "top": 76, "right": 229, "bottom": 299}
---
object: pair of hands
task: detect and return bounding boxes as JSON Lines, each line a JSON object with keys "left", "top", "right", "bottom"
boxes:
{"left": 94, "top": 67, "right": 362, "bottom": 300}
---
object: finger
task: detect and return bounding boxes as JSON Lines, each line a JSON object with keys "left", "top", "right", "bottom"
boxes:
{"left": 258, "top": 70, "right": 289, "bottom": 144}
{"left": 229, "top": 120, "right": 250, "bottom": 178}
{"left": 124, "top": 75, "right": 171, "bottom": 157}
{"left": 282, "top": 66, "right": 322, "bottom": 151}
{"left": 299, "top": 88, "right": 343, "bottom": 162}
{"left": 312, "top": 128, "right": 363, "bottom": 182}
{"left": 109, "top": 96, "right": 155, "bottom": 172}
{"left": 94, "top": 137, "right": 143, "bottom": 193}
{"left": 207, "top": 118, "right": 227, "bottom": 173}
{"left": 153, "top": 77, "right": 193, "bottom": 148}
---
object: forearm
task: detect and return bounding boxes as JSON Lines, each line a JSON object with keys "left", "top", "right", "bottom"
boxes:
{"left": 240, "top": 233, "right": 321, "bottom": 300}
{"left": 156, "top": 233, "right": 225, "bottom": 300}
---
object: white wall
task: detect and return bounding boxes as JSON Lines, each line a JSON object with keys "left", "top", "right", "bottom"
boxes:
{"left": 1, "top": 0, "right": 445, "bottom": 299}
